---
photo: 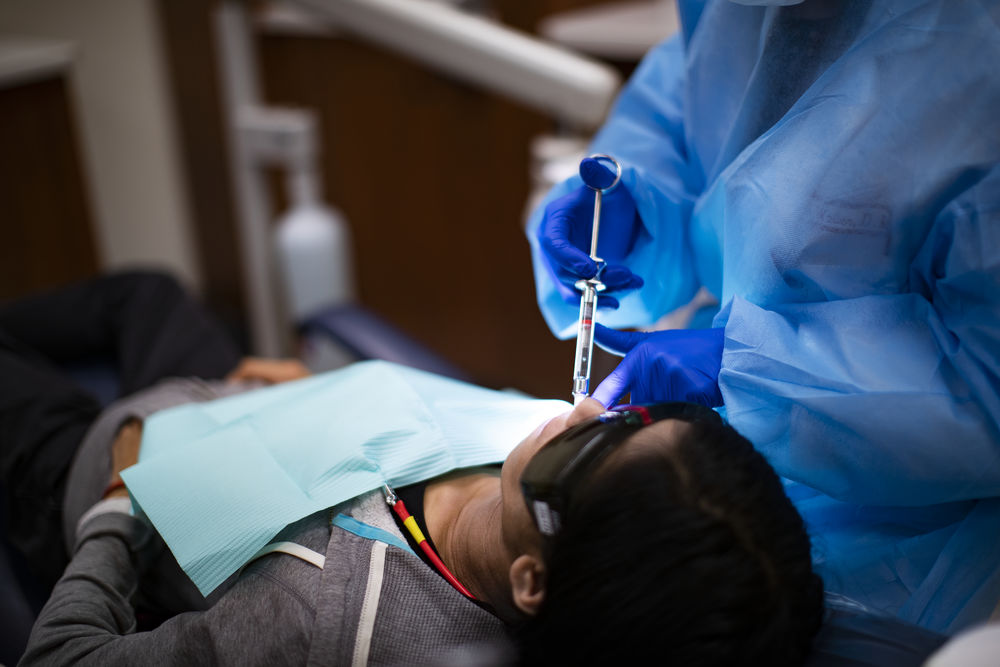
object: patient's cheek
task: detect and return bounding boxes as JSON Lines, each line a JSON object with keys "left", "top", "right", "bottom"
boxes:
{"left": 501, "top": 489, "right": 537, "bottom": 554}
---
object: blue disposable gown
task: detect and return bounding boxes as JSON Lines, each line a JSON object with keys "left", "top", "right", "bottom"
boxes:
{"left": 526, "top": 0, "right": 1000, "bottom": 633}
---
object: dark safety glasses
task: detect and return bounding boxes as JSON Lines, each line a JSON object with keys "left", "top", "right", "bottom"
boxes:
{"left": 520, "top": 402, "right": 722, "bottom": 537}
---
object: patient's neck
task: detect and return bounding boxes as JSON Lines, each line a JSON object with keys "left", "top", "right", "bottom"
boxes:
{"left": 423, "top": 468, "right": 515, "bottom": 620}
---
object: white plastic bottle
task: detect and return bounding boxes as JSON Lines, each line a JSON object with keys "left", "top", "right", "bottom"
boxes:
{"left": 274, "top": 167, "right": 355, "bottom": 322}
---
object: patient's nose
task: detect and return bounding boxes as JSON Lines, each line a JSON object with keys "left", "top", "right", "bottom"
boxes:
{"left": 566, "top": 397, "right": 604, "bottom": 427}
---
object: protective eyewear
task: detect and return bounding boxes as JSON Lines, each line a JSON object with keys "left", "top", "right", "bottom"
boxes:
{"left": 520, "top": 402, "right": 721, "bottom": 536}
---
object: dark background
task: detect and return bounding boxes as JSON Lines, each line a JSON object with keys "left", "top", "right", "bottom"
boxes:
{"left": 1, "top": 0, "right": 644, "bottom": 398}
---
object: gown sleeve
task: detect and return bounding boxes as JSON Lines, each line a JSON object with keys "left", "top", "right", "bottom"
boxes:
{"left": 526, "top": 36, "right": 702, "bottom": 339}
{"left": 718, "top": 165, "right": 1000, "bottom": 506}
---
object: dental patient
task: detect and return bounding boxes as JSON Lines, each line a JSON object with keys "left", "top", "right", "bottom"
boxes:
{"left": 3, "top": 272, "right": 822, "bottom": 665}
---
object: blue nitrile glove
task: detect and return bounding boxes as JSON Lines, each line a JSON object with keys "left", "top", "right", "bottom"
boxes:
{"left": 537, "top": 158, "right": 644, "bottom": 310}
{"left": 591, "top": 324, "right": 724, "bottom": 407}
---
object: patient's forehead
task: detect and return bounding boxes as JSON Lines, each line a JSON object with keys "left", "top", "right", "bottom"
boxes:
{"left": 598, "top": 419, "right": 692, "bottom": 471}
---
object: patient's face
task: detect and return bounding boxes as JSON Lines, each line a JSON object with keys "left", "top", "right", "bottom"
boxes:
{"left": 499, "top": 398, "right": 604, "bottom": 552}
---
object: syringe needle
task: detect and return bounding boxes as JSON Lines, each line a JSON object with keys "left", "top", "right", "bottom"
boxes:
{"left": 572, "top": 283, "right": 598, "bottom": 405}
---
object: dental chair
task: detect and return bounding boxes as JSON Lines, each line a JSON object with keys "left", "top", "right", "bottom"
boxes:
{"left": 0, "top": 303, "right": 952, "bottom": 666}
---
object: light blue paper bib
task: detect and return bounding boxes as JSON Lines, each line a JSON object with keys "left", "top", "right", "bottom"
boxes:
{"left": 122, "top": 360, "right": 569, "bottom": 594}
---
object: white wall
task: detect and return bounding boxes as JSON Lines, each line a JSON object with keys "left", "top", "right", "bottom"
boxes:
{"left": 0, "top": 0, "right": 202, "bottom": 290}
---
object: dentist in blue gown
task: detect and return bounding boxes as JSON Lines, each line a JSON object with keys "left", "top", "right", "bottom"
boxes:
{"left": 527, "top": 0, "right": 1000, "bottom": 635}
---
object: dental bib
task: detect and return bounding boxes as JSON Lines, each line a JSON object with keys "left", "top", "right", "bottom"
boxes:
{"left": 123, "top": 360, "right": 569, "bottom": 594}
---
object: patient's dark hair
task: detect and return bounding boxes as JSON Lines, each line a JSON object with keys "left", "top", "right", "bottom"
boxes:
{"left": 516, "top": 415, "right": 823, "bottom": 666}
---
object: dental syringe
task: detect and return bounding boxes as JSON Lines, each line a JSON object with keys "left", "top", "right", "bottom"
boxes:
{"left": 572, "top": 154, "right": 622, "bottom": 406}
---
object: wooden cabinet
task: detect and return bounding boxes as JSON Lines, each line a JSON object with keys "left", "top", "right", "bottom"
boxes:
{"left": 160, "top": 1, "right": 626, "bottom": 397}
{"left": 0, "top": 43, "right": 99, "bottom": 302}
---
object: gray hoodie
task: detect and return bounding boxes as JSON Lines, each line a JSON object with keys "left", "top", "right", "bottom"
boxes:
{"left": 22, "top": 491, "right": 509, "bottom": 666}
{"left": 22, "top": 379, "right": 510, "bottom": 666}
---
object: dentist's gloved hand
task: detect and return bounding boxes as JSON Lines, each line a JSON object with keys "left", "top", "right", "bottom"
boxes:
{"left": 591, "top": 324, "right": 724, "bottom": 407}
{"left": 537, "top": 158, "right": 644, "bottom": 309}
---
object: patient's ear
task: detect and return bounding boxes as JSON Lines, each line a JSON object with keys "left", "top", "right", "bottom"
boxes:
{"left": 509, "top": 554, "right": 546, "bottom": 615}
